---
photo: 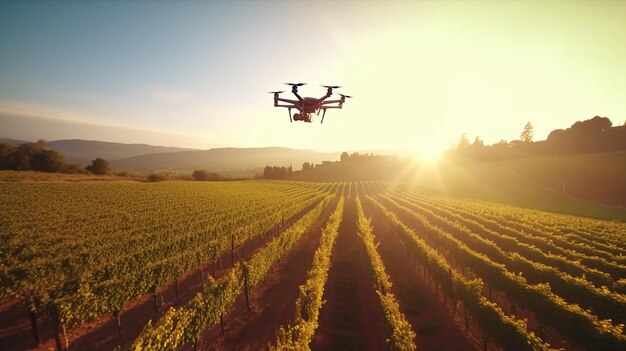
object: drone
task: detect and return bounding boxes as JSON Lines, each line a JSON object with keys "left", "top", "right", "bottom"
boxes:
{"left": 269, "top": 83, "right": 352, "bottom": 123}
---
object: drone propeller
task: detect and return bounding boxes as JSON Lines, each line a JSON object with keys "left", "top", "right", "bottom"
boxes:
{"left": 339, "top": 94, "right": 353, "bottom": 98}
{"left": 268, "top": 91, "right": 284, "bottom": 94}
{"left": 285, "top": 83, "right": 307, "bottom": 86}
{"left": 321, "top": 85, "right": 341, "bottom": 89}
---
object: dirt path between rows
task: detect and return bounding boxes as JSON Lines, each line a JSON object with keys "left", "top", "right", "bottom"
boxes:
{"left": 0, "top": 198, "right": 326, "bottom": 351}
{"left": 195, "top": 198, "right": 337, "bottom": 351}
{"left": 310, "top": 197, "right": 387, "bottom": 351}
{"left": 363, "top": 198, "right": 479, "bottom": 351}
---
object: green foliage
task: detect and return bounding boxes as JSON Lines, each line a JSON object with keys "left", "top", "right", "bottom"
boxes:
{"left": 271, "top": 197, "right": 344, "bottom": 350}
{"left": 0, "top": 141, "right": 67, "bottom": 172}
{"left": 374, "top": 193, "right": 626, "bottom": 350}
{"left": 382, "top": 191, "right": 626, "bottom": 323}
{"left": 0, "top": 181, "right": 333, "bottom": 327}
{"left": 367, "top": 195, "right": 555, "bottom": 351}
{"left": 132, "top": 193, "right": 334, "bottom": 350}
{"left": 355, "top": 196, "right": 416, "bottom": 351}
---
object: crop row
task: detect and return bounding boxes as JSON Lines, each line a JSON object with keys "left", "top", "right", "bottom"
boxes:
{"left": 132, "top": 195, "right": 334, "bottom": 350}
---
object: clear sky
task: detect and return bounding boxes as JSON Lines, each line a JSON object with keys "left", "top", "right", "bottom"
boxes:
{"left": 1, "top": 1, "right": 625, "bottom": 157}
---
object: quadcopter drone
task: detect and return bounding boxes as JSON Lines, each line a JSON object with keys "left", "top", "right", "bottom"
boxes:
{"left": 269, "top": 83, "right": 352, "bottom": 123}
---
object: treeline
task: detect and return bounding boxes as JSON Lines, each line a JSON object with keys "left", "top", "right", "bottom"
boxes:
{"left": 0, "top": 140, "right": 114, "bottom": 175}
{"left": 191, "top": 170, "right": 228, "bottom": 181}
{"left": 261, "top": 152, "right": 409, "bottom": 181}
{"left": 0, "top": 140, "right": 93, "bottom": 174}
{"left": 446, "top": 116, "right": 626, "bottom": 162}
{"left": 261, "top": 166, "right": 294, "bottom": 180}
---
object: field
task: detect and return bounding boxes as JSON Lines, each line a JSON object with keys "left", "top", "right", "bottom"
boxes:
{"left": 1, "top": 180, "right": 626, "bottom": 351}
{"left": 412, "top": 151, "right": 626, "bottom": 221}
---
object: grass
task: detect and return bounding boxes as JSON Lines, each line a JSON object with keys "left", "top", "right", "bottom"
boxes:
{"left": 412, "top": 151, "right": 626, "bottom": 221}
{"left": 0, "top": 170, "right": 144, "bottom": 183}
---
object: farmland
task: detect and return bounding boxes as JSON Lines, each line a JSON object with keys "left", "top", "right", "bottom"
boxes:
{"left": 1, "top": 180, "right": 625, "bottom": 350}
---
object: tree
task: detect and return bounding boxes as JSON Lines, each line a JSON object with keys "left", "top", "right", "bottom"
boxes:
{"left": 340, "top": 152, "right": 349, "bottom": 162}
{"left": 31, "top": 149, "right": 65, "bottom": 172}
{"left": 520, "top": 122, "right": 534, "bottom": 143}
{"left": 457, "top": 133, "right": 471, "bottom": 149}
{"left": 472, "top": 136, "right": 484, "bottom": 148}
{"left": 86, "top": 158, "right": 110, "bottom": 175}
{"left": 0, "top": 143, "right": 13, "bottom": 169}
{"left": 192, "top": 170, "right": 208, "bottom": 181}
{"left": 571, "top": 116, "right": 611, "bottom": 132}
{"left": 147, "top": 173, "right": 167, "bottom": 182}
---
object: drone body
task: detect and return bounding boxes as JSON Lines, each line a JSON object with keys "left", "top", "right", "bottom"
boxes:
{"left": 269, "top": 83, "right": 351, "bottom": 123}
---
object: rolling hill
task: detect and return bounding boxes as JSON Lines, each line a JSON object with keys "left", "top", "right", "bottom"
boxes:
{"left": 109, "top": 147, "right": 340, "bottom": 172}
{"left": 0, "top": 138, "right": 196, "bottom": 164}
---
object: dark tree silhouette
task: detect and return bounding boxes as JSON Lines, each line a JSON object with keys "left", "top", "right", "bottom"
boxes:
{"left": 472, "top": 136, "right": 484, "bottom": 148}
{"left": 192, "top": 170, "right": 208, "bottom": 181}
{"left": 520, "top": 122, "right": 534, "bottom": 143}
{"left": 0, "top": 141, "right": 67, "bottom": 172}
{"left": 340, "top": 152, "right": 350, "bottom": 162}
{"left": 31, "top": 149, "right": 65, "bottom": 172}
{"left": 0, "top": 143, "right": 12, "bottom": 169}
{"left": 457, "top": 133, "right": 471, "bottom": 149}
{"left": 86, "top": 158, "right": 110, "bottom": 175}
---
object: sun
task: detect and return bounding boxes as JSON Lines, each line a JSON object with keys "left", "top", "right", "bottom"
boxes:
{"left": 412, "top": 147, "right": 444, "bottom": 163}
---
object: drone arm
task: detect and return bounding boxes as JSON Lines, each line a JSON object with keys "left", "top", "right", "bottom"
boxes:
{"left": 275, "top": 104, "right": 297, "bottom": 108}
{"left": 317, "top": 88, "right": 333, "bottom": 104}
{"left": 321, "top": 99, "right": 343, "bottom": 104}
{"left": 290, "top": 85, "right": 304, "bottom": 102}
{"left": 276, "top": 97, "right": 299, "bottom": 104}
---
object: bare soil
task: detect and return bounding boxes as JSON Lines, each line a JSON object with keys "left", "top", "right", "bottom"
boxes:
{"left": 310, "top": 197, "right": 388, "bottom": 351}
{"left": 196, "top": 199, "right": 337, "bottom": 351}
{"left": 363, "top": 200, "right": 479, "bottom": 351}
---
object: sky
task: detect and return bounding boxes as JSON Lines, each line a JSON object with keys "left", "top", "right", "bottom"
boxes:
{"left": 1, "top": 1, "right": 625, "bottom": 157}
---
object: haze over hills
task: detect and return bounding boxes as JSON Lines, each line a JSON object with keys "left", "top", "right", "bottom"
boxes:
{"left": 109, "top": 147, "right": 341, "bottom": 172}
{"left": 0, "top": 138, "right": 195, "bottom": 164}
{"left": 0, "top": 137, "right": 392, "bottom": 172}
{"left": 45, "top": 139, "right": 196, "bottom": 164}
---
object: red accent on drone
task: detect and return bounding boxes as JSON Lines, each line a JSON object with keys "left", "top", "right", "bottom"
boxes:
{"left": 269, "top": 83, "right": 352, "bottom": 123}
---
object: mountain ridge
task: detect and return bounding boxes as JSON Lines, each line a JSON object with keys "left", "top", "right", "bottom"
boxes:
{"left": 1, "top": 137, "right": 391, "bottom": 172}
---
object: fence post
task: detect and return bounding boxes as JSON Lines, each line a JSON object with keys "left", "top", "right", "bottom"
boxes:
{"left": 29, "top": 309, "right": 42, "bottom": 345}
{"left": 49, "top": 305, "right": 64, "bottom": 351}
{"left": 243, "top": 264, "right": 251, "bottom": 312}
{"left": 231, "top": 234, "right": 235, "bottom": 267}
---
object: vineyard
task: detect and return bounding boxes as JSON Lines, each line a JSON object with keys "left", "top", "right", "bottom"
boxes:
{"left": 1, "top": 180, "right": 625, "bottom": 351}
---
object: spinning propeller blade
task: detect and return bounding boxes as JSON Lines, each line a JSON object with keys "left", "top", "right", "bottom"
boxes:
{"left": 268, "top": 91, "right": 284, "bottom": 94}
{"left": 321, "top": 85, "right": 341, "bottom": 89}
{"left": 285, "top": 83, "right": 307, "bottom": 86}
{"left": 339, "top": 94, "right": 353, "bottom": 98}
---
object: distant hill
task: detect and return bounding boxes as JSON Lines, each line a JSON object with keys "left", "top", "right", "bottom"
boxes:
{"left": 1, "top": 137, "right": 389, "bottom": 172}
{"left": 109, "top": 147, "right": 340, "bottom": 172}
{"left": 0, "top": 138, "right": 30, "bottom": 145}
{"left": 45, "top": 139, "right": 196, "bottom": 164}
{"left": 0, "top": 138, "right": 197, "bottom": 164}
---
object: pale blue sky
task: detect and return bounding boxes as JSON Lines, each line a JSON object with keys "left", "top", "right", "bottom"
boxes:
{"left": 1, "top": 1, "right": 625, "bottom": 155}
